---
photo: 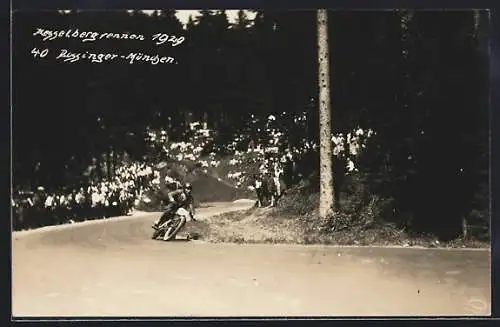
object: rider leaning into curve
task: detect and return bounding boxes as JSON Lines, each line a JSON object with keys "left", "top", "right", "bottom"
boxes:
{"left": 152, "top": 183, "right": 196, "bottom": 229}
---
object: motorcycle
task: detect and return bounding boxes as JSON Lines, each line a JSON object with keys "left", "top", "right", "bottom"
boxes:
{"left": 151, "top": 207, "right": 191, "bottom": 241}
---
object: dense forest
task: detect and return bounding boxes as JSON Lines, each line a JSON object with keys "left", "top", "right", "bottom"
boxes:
{"left": 12, "top": 10, "right": 490, "bottom": 240}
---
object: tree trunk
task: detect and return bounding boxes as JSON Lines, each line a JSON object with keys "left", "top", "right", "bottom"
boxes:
{"left": 112, "top": 149, "right": 118, "bottom": 177}
{"left": 317, "top": 9, "right": 335, "bottom": 219}
{"left": 96, "top": 157, "right": 103, "bottom": 181}
{"left": 203, "top": 111, "right": 209, "bottom": 126}
{"left": 106, "top": 145, "right": 112, "bottom": 180}
{"left": 462, "top": 216, "right": 468, "bottom": 239}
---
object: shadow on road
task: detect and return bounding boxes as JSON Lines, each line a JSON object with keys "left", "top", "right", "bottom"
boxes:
{"left": 198, "top": 204, "right": 215, "bottom": 208}
{"left": 152, "top": 238, "right": 190, "bottom": 243}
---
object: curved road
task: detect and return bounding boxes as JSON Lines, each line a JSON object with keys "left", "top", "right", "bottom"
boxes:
{"left": 12, "top": 201, "right": 491, "bottom": 317}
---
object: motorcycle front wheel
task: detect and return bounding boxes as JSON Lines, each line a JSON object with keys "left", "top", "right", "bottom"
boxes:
{"left": 151, "top": 227, "right": 163, "bottom": 240}
{"left": 163, "top": 216, "right": 187, "bottom": 241}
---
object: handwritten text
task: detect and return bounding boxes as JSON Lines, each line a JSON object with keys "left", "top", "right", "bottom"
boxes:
{"left": 33, "top": 28, "right": 145, "bottom": 43}
{"left": 31, "top": 48, "right": 177, "bottom": 65}
{"left": 32, "top": 28, "right": 185, "bottom": 47}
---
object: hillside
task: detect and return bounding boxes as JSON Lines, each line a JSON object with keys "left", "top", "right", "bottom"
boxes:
{"left": 136, "top": 160, "right": 255, "bottom": 211}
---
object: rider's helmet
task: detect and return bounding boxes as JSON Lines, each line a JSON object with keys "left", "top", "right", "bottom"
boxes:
{"left": 183, "top": 183, "right": 193, "bottom": 193}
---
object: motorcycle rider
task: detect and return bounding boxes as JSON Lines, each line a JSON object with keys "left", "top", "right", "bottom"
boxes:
{"left": 152, "top": 182, "right": 196, "bottom": 229}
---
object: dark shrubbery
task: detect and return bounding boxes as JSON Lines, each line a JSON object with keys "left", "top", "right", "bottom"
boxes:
{"left": 275, "top": 169, "right": 488, "bottom": 244}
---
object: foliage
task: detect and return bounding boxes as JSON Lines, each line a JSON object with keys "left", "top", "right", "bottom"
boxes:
{"left": 12, "top": 9, "right": 490, "bottom": 241}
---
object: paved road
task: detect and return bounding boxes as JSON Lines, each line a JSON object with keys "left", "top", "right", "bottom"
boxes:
{"left": 12, "top": 201, "right": 491, "bottom": 317}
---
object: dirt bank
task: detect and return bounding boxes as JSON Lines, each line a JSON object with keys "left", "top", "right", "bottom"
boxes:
{"left": 183, "top": 207, "right": 490, "bottom": 249}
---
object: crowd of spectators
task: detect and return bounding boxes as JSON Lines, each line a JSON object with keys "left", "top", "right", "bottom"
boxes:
{"left": 12, "top": 113, "right": 376, "bottom": 231}
{"left": 145, "top": 114, "right": 376, "bottom": 193}
{"left": 12, "top": 162, "right": 159, "bottom": 230}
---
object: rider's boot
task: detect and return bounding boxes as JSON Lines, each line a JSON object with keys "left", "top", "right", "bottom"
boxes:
{"left": 152, "top": 218, "right": 164, "bottom": 229}
{"left": 152, "top": 218, "right": 162, "bottom": 229}
{"left": 152, "top": 211, "right": 171, "bottom": 229}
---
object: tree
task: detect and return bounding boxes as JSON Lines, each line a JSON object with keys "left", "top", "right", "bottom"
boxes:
{"left": 186, "top": 15, "right": 196, "bottom": 30}
{"left": 233, "top": 10, "right": 251, "bottom": 30}
{"left": 317, "top": 9, "right": 334, "bottom": 218}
